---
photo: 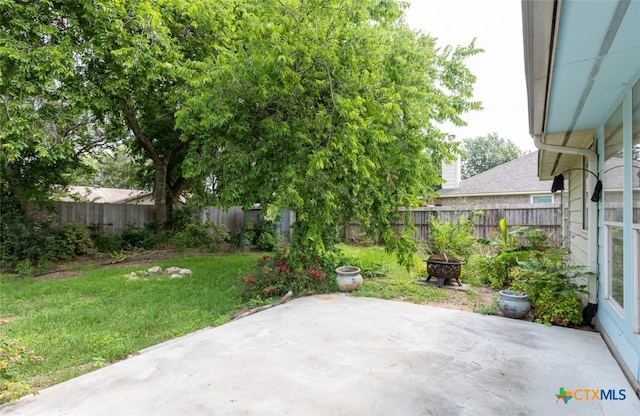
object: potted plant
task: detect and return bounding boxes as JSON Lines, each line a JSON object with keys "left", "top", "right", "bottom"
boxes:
{"left": 423, "top": 215, "right": 476, "bottom": 287}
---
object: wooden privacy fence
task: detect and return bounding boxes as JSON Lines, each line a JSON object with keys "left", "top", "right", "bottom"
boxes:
{"left": 340, "top": 204, "right": 562, "bottom": 245}
{"left": 52, "top": 202, "right": 294, "bottom": 237}
{"left": 53, "top": 201, "right": 561, "bottom": 244}
{"left": 54, "top": 201, "right": 156, "bottom": 235}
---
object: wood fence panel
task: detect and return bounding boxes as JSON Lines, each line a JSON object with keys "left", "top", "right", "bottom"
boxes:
{"left": 53, "top": 201, "right": 155, "bottom": 234}
{"left": 200, "top": 206, "right": 245, "bottom": 232}
{"left": 53, "top": 201, "right": 562, "bottom": 244}
{"left": 341, "top": 204, "right": 562, "bottom": 244}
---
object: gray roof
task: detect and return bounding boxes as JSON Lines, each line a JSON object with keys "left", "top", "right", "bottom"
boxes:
{"left": 439, "top": 151, "right": 553, "bottom": 197}
{"left": 59, "top": 186, "right": 152, "bottom": 204}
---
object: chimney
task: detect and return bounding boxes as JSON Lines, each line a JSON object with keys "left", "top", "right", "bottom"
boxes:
{"left": 441, "top": 157, "right": 461, "bottom": 189}
{"left": 441, "top": 134, "right": 461, "bottom": 189}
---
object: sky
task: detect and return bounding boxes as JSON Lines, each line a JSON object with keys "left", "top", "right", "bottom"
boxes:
{"left": 403, "top": 0, "right": 537, "bottom": 152}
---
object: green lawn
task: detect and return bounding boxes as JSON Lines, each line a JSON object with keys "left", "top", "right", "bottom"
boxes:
{"left": 0, "top": 253, "right": 260, "bottom": 387}
{"left": 1, "top": 246, "right": 474, "bottom": 394}
{"left": 339, "top": 245, "right": 450, "bottom": 303}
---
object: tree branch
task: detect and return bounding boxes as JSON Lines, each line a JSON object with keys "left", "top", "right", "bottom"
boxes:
{"left": 122, "top": 102, "right": 160, "bottom": 164}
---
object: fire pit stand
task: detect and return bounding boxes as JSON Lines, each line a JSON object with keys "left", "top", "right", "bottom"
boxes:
{"left": 425, "top": 253, "right": 464, "bottom": 288}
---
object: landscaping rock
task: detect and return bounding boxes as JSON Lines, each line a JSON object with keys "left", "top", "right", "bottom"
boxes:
{"left": 125, "top": 266, "right": 192, "bottom": 281}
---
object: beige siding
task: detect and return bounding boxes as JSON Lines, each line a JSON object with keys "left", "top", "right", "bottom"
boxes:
{"left": 439, "top": 195, "right": 535, "bottom": 206}
{"left": 567, "top": 169, "right": 589, "bottom": 266}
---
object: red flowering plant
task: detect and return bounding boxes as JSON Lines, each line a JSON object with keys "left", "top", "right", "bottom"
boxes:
{"left": 239, "top": 248, "right": 336, "bottom": 300}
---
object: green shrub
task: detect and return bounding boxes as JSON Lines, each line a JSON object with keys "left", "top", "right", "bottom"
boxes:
{"left": 425, "top": 214, "right": 477, "bottom": 261}
{"left": 256, "top": 232, "right": 278, "bottom": 251}
{"left": 510, "top": 250, "right": 589, "bottom": 326}
{"left": 120, "top": 224, "right": 155, "bottom": 250}
{"left": 94, "top": 233, "right": 125, "bottom": 252}
{"left": 477, "top": 251, "right": 519, "bottom": 289}
{"left": 173, "top": 221, "right": 228, "bottom": 251}
{"left": 0, "top": 197, "right": 94, "bottom": 272}
{"left": 229, "top": 230, "right": 252, "bottom": 252}
{"left": 58, "top": 223, "right": 95, "bottom": 256}
{"left": 239, "top": 249, "right": 336, "bottom": 300}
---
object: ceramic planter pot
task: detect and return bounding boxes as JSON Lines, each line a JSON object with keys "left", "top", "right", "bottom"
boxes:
{"left": 498, "top": 290, "right": 531, "bottom": 319}
{"left": 335, "top": 266, "right": 363, "bottom": 292}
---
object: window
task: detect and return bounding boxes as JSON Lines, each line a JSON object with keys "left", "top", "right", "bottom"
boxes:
{"left": 632, "top": 79, "right": 640, "bottom": 225}
{"left": 531, "top": 195, "right": 553, "bottom": 204}
{"left": 632, "top": 79, "right": 639, "bottom": 330}
{"left": 604, "top": 104, "right": 624, "bottom": 311}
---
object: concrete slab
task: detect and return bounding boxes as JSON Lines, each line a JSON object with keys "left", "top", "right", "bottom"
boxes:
{"left": 1, "top": 295, "right": 638, "bottom": 416}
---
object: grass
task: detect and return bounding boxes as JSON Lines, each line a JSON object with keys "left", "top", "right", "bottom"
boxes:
{"left": 0, "top": 253, "right": 260, "bottom": 388}
{"left": 338, "top": 245, "right": 450, "bottom": 304}
{"left": 1, "top": 246, "right": 490, "bottom": 396}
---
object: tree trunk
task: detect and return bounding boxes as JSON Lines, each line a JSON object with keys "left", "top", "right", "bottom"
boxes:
{"left": 154, "top": 159, "right": 169, "bottom": 224}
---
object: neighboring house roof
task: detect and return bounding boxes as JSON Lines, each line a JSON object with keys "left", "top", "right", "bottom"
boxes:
{"left": 59, "top": 186, "right": 153, "bottom": 204}
{"left": 439, "top": 151, "right": 552, "bottom": 197}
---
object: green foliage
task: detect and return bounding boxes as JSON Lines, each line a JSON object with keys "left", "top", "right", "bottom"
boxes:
{"left": 93, "top": 233, "right": 125, "bottom": 253}
{"left": 477, "top": 251, "right": 519, "bottom": 289}
{"left": 59, "top": 223, "right": 95, "bottom": 256}
{"left": 246, "top": 218, "right": 278, "bottom": 251}
{"left": 256, "top": 232, "right": 278, "bottom": 251}
{"left": 510, "top": 249, "right": 589, "bottom": 326}
{"left": 173, "top": 221, "right": 228, "bottom": 251}
{"left": 0, "top": 326, "right": 44, "bottom": 404}
{"left": 475, "top": 219, "right": 546, "bottom": 289}
{"left": 179, "top": 0, "right": 482, "bottom": 269}
{"left": 239, "top": 250, "right": 336, "bottom": 300}
{"left": 473, "top": 296, "right": 499, "bottom": 315}
{"left": 0, "top": 1, "right": 95, "bottom": 206}
{"left": 0, "top": 196, "right": 94, "bottom": 273}
{"left": 359, "top": 262, "right": 391, "bottom": 279}
{"left": 461, "top": 133, "right": 523, "bottom": 179}
{"left": 425, "top": 214, "right": 477, "bottom": 261}
{"left": 229, "top": 230, "right": 252, "bottom": 252}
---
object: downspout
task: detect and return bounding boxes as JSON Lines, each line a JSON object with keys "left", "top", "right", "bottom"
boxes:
{"left": 532, "top": 134, "right": 599, "bottom": 304}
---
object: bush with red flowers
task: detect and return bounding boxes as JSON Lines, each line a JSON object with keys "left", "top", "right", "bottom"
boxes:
{"left": 239, "top": 249, "right": 337, "bottom": 300}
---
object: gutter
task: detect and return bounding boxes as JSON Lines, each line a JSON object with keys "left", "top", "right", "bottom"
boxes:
{"left": 533, "top": 135, "right": 599, "bottom": 304}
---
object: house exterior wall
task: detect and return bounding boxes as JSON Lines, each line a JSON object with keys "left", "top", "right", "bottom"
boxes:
{"left": 439, "top": 194, "right": 542, "bottom": 207}
{"left": 567, "top": 169, "right": 589, "bottom": 266}
{"left": 592, "top": 72, "right": 640, "bottom": 390}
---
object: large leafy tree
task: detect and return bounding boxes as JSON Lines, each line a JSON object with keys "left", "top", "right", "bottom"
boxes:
{"left": 179, "top": 0, "right": 481, "bottom": 266}
{"left": 74, "top": 0, "right": 236, "bottom": 223}
{"left": 2, "top": 0, "right": 235, "bottom": 224}
{"left": 461, "top": 133, "right": 522, "bottom": 179}
{"left": 0, "top": 0, "right": 97, "bottom": 206}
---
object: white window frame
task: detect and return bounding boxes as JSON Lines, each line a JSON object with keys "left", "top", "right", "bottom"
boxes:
{"left": 530, "top": 194, "right": 554, "bottom": 204}
{"left": 605, "top": 224, "right": 625, "bottom": 317}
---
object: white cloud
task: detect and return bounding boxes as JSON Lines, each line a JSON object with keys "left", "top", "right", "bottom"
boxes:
{"left": 404, "top": 0, "right": 536, "bottom": 151}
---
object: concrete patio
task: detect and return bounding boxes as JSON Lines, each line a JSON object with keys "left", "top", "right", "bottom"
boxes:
{"left": 1, "top": 294, "right": 638, "bottom": 415}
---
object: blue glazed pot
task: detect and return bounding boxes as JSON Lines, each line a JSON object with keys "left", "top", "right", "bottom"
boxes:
{"left": 335, "top": 266, "right": 363, "bottom": 292}
{"left": 498, "top": 290, "right": 531, "bottom": 319}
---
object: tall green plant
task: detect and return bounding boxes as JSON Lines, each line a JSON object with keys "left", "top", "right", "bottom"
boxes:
{"left": 475, "top": 218, "right": 547, "bottom": 288}
{"left": 510, "top": 248, "right": 590, "bottom": 326}
{"left": 425, "top": 214, "right": 477, "bottom": 261}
